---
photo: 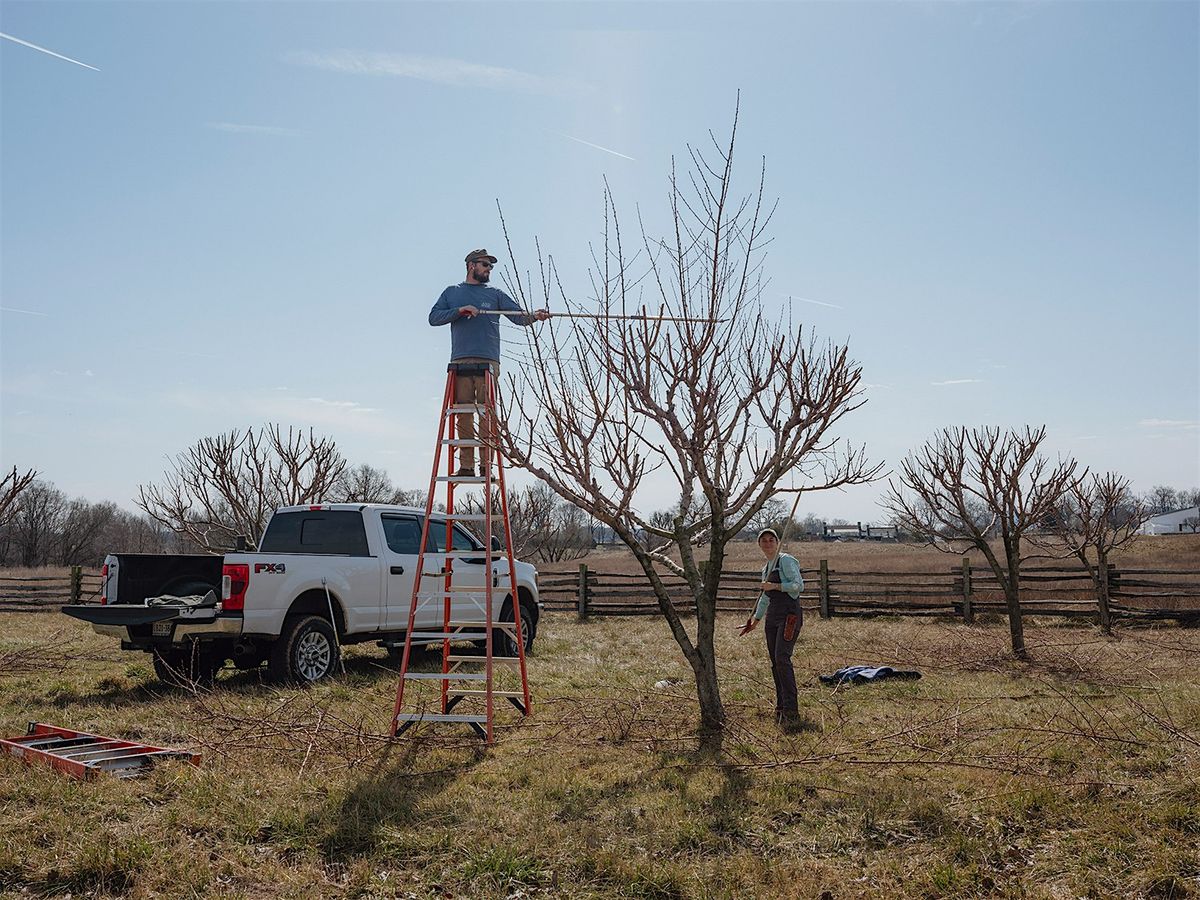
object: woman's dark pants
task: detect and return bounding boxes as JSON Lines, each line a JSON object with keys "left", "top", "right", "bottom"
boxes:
{"left": 764, "top": 598, "right": 801, "bottom": 716}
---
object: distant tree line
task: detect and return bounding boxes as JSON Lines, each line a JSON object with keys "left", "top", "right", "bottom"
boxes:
{"left": 1141, "top": 485, "right": 1200, "bottom": 516}
{"left": 0, "top": 468, "right": 191, "bottom": 567}
{"left": 0, "top": 425, "right": 599, "bottom": 568}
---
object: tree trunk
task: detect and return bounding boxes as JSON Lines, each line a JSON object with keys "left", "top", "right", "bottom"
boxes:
{"left": 1097, "top": 555, "right": 1112, "bottom": 636}
{"left": 690, "top": 640, "right": 725, "bottom": 748}
{"left": 692, "top": 547, "right": 726, "bottom": 742}
{"left": 1004, "top": 543, "right": 1027, "bottom": 659}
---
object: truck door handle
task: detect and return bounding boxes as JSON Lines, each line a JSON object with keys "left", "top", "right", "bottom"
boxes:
{"left": 390, "top": 565, "right": 404, "bottom": 575}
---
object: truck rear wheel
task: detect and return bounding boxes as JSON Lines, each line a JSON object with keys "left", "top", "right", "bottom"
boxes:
{"left": 268, "top": 615, "right": 340, "bottom": 684}
{"left": 152, "top": 643, "right": 220, "bottom": 687}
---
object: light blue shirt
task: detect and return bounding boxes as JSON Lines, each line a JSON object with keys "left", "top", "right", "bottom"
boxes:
{"left": 752, "top": 552, "right": 804, "bottom": 621}
{"left": 429, "top": 283, "right": 535, "bottom": 362}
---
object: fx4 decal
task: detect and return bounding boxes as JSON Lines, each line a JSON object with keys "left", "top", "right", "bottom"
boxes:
{"left": 254, "top": 562, "right": 286, "bottom": 574}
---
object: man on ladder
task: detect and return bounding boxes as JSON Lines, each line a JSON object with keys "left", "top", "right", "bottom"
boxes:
{"left": 391, "top": 248, "right": 548, "bottom": 743}
{"left": 428, "top": 248, "right": 550, "bottom": 476}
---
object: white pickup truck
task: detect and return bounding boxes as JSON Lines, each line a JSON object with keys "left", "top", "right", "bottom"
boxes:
{"left": 62, "top": 504, "right": 542, "bottom": 685}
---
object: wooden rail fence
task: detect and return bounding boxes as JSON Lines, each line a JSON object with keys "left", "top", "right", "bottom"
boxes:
{"left": 5, "top": 563, "right": 1197, "bottom": 625}
{"left": 0, "top": 568, "right": 104, "bottom": 612}
{"left": 539, "top": 561, "right": 1200, "bottom": 624}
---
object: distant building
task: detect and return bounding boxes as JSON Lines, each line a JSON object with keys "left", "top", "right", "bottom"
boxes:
{"left": 1140, "top": 506, "right": 1200, "bottom": 535}
{"left": 821, "top": 522, "right": 898, "bottom": 542}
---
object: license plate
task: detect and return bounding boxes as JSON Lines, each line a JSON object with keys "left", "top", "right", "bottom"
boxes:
{"left": 152, "top": 621, "right": 173, "bottom": 637}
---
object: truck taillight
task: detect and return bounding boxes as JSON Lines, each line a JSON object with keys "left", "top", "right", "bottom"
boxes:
{"left": 100, "top": 563, "right": 109, "bottom": 605}
{"left": 222, "top": 564, "right": 249, "bottom": 611}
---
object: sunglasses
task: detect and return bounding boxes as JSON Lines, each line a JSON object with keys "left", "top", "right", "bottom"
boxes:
{"left": 475, "top": 261, "right": 494, "bottom": 269}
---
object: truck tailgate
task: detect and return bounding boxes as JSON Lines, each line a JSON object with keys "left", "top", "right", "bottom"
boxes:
{"left": 62, "top": 605, "right": 181, "bottom": 627}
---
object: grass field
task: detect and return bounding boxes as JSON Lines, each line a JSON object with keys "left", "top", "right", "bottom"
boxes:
{"left": 2, "top": 599, "right": 1198, "bottom": 898}
{"left": 540, "top": 533, "right": 1200, "bottom": 576}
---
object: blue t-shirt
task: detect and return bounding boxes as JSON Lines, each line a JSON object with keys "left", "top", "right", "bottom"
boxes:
{"left": 428, "top": 283, "right": 534, "bottom": 362}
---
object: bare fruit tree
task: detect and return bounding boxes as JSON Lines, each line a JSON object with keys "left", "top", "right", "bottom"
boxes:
{"left": 882, "top": 425, "right": 1081, "bottom": 658}
{"left": 1033, "top": 472, "right": 1148, "bottom": 634}
{"left": 495, "top": 106, "right": 879, "bottom": 737}
{"left": 137, "top": 425, "right": 347, "bottom": 551}
{"left": 0, "top": 466, "right": 37, "bottom": 528}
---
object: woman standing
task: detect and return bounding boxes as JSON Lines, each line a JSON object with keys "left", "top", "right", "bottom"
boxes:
{"left": 739, "top": 528, "right": 805, "bottom": 724}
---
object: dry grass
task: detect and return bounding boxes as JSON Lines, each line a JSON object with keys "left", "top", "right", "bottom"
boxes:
{"left": 543, "top": 533, "right": 1200, "bottom": 576}
{"left": 1, "top": 609, "right": 1198, "bottom": 898}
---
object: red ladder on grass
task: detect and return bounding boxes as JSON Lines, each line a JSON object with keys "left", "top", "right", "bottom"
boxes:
{"left": 389, "top": 363, "right": 531, "bottom": 743}
{"left": 0, "top": 723, "right": 200, "bottom": 780}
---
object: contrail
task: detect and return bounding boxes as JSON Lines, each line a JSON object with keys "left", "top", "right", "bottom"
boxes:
{"left": 0, "top": 306, "right": 50, "bottom": 317}
{"left": 785, "top": 294, "right": 843, "bottom": 310}
{"left": 551, "top": 130, "right": 635, "bottom": 161}
{"left": 0, "top": 32, "right": 99, "bottom": 71}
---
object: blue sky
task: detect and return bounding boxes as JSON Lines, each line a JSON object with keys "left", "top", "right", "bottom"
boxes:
{"left": 2, "top": 1, "right": 1197, "bottom": 523}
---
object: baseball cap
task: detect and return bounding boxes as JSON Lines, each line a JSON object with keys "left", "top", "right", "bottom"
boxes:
{"left": 465, "top": 249, "right": 498, "bottom": 264}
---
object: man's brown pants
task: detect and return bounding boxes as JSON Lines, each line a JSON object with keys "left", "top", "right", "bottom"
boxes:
{"left": 452, "top": 360, "right": 498, "bottom": 472}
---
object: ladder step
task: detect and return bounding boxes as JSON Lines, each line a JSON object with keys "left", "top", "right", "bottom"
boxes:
{"left": 440, "top": 513, "right": 490, "bottom": 522}
{"left": 447, "top": 654, "right": 523, "bottom": 664}
{"left": 415, "top": 590, "right": 491, "bottom": 598}
{"left": 445, "top": 404, "right": 488, "bottom": 415}
{"left": 447, "top": 621, "right": 517, "bottom": 633}
{"left": 409, "top": 631, "right": 488, "bottom": 640}
{"left": 450, "top": 690, "right": 526, "bottom": 698}
{"left": 442, "top": 550, "right": 505, "bottom": 559}
{"left": 435, "top": 476, "right": 488, "bottom": 484}
{"left": 394, "top": 713, "right": 488, "bottom": 724}
{"left": 439, "top": 439, "right": 485, "bottom": 447}
{"left": 404, "top": 672, "right": 487, "bottom": 681}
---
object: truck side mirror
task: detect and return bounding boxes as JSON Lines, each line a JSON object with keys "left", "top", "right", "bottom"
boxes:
{"left": 234, "top": 535, "right": 250, "bottom": 552}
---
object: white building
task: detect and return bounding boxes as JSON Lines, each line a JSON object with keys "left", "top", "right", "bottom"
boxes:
{"left": 1140, "top": 506, "right": 1200, "bottom": 535}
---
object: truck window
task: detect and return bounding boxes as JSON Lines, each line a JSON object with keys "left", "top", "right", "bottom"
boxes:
{"left": 425, "top": 519, "right": 483, "bottom": 553}
{"left": 381, "top": 516, "right": 422, "bottom": 555}
{"left": 259, "top": 511, "right": 370, "bottom": 556}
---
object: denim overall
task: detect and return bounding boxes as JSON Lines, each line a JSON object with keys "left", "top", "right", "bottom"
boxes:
{"left": 763, "top": 560, "right": 801, "bottom": 717}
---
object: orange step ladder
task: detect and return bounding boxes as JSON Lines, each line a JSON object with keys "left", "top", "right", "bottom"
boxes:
{"left": 0, "top": 722, "right": 200, "bottom": 780}
{"left": 390, "top": 363, "right": 531, "bottom": 743}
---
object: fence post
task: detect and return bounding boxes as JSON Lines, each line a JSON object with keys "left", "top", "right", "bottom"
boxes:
{"left": 819, "top": 560, "right": 831, "bottom": 618}
{"left": 70, "top": 566, "right": 83, "bottom": 603}
{"left": 961, "top": 558, "right": 974, "bottom": 624}
{"left": 578, "top": 563, "right": 590, "bottom": 621}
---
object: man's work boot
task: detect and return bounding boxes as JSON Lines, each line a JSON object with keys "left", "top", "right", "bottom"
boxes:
{"left": 455, "top": 465, "right": 475, "bottom": 478}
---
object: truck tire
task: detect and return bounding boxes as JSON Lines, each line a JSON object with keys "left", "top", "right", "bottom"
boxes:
{"left": 268, "top": 615, "right": 340, "bottom": 684}
{"left": 496, "top": 597, "right": 536, "bottom": 657}
{"left": 152, "top": 643, "right": 220, "bottom": 687}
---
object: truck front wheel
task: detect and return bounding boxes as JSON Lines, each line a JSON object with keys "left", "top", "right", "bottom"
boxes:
{"left": 268, "top": 615, "right": 340, "bottom": 684}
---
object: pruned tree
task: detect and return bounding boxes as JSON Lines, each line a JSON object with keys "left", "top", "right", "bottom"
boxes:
{"left": 1032, "top": 472, "right": 1148, "bottom": 634}
{"left": 494, "top": 104, "right": 880, "bottom": 738}
{"left": 137, "top": 425, "right": 347, "bottom": 551}
{"left": 882, "top": 425, "right": 1082, "bottom": 658}
{"left": 0, "top": 466, "right": 37, "bottom": 528}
